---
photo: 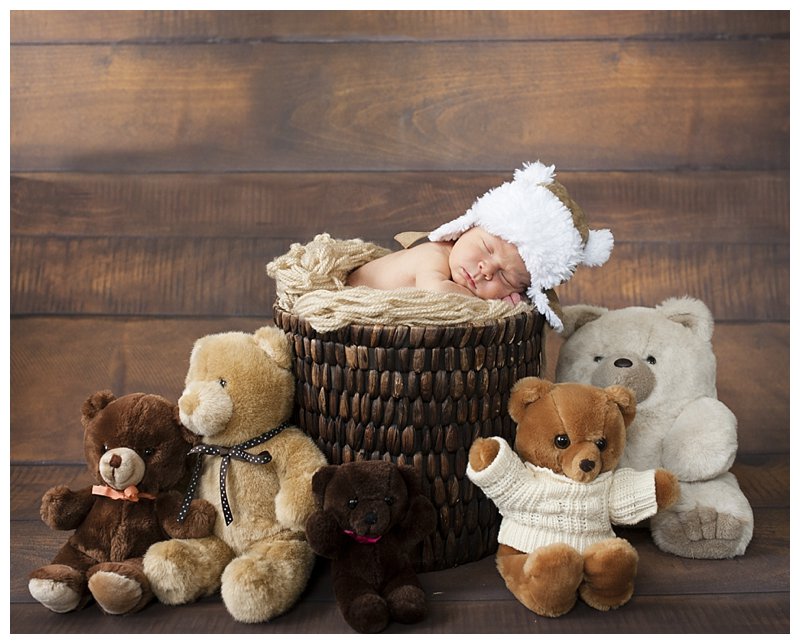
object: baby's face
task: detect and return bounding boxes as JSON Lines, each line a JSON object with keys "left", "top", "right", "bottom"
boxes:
{"left": 448, "top": 227, "right": 530, "bottom": 301}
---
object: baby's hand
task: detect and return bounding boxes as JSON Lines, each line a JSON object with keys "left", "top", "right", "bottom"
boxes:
{"left": 500, "top": 292, "right": 522, "bottom": 305}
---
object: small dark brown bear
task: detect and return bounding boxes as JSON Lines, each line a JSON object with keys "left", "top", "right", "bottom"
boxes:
{"left": 468, "top": 377, "right": 680, "bottom": 618}
{"left": 305, "top": 460, "right": 437, "bottom": 633}
{"left": 28, "top": 391, "right": 216, "bottom": 615}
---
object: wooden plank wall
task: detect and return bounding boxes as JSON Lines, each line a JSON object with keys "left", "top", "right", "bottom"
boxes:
{"left": 10, "top": 10, "right": 789, "bottom": 469}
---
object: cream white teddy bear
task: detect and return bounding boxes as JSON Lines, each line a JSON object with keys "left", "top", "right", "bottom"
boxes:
{"left": 555, "top": 296, "right": 753, "bottom": 559}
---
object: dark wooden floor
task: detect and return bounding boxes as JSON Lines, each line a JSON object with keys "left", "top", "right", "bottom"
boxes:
{"left": 9, "top": 10, "right": 789, "bottom": 634}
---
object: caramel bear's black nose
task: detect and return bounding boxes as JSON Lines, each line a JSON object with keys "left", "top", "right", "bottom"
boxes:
{"left": 580, "top": 459, "right": 595, "bottom": 473}
{"left": 614, "top": 358, "right": 633, "bottom": 368}
{"left": 364, "top": 511, "right": 378, "bottom": 525}
{"left": 109, "top": 453, "right": 122, "bottom": 468}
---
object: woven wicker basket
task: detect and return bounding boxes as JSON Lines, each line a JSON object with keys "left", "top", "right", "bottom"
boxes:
{"left": 273, "top": 304, "right": 544, "bottom": 571}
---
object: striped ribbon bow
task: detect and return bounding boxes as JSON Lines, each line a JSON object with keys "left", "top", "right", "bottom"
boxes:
{"left": 177, "top": 422, "right": 289, "bottom": 526}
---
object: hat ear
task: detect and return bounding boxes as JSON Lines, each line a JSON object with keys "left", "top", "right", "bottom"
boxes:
{"left": 508, "top": 377, "right": 553, "bottom": 422}
{"left": 581, "top": 229, "right": 614, "bottom": 267}
{"left": 513, "top": 160, "right": 556, "bottom": 185}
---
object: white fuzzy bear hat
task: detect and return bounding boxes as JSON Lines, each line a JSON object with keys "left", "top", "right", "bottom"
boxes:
{"left": 428, "top": 161, "right": 614, "bottom": 331}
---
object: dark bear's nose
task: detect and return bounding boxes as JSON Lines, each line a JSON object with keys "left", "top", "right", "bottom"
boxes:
{"left": 364, "top": 511, "right": 378, "bottom": 525}
{"left": 614, "top": 358, "right": 633, "bottom": 368}
{"left": 109, "top": 453, "right": 122, "bottom": 468}
{"left": 580, "top": 459, "right": 595, "bottom": 473}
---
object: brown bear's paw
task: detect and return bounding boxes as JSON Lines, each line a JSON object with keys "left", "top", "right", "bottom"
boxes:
{"left": 143, "top": 537, "right": 230, "bottom": 605}
{"left": 497, "top": 543, "right": 583, "bottom": 617}
{"left": 345, "top": 593, "right": 390, "bottom": 634}
{"left": 385, "top": 583, "right": 427, "bottom": 624}
{"left": 654, "top": 469, "right": 681, "bottom": 509}
{"left": 28, "top": 565, "right": 89, "bottom": 613}
{"left": 87, "top": 564, "right": 151, "bottom": 615}
{"left": 579, "top": 538, "right": 639, "bottom": 611}
{"left": 220, "top": 538, "right": 315, "bottom": 623}
{"left": 468, "top": 438, "right": 500, "bottom": 472}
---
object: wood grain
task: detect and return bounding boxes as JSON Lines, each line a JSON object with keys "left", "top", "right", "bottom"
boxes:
{"left": 10, "top": 40, "right": 788, "bottom": 172}
{"left": 11, "top": 171, "right": 789, "bottom": 243}
{"left": 10, "top": 10, "right": 789, "bottom": 43}
{"left": 10, "top": 317, "right": 788, "bottom": 462}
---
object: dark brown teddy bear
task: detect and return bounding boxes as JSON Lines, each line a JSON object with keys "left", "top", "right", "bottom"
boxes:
{"left": 305, "top": 460, "right": 437, "bottom": 633}
{"left": 28, "top": 391, "right": 216, "bottom": 615}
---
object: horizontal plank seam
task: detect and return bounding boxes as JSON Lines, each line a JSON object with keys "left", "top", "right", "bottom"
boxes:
{"left": 9, "top": 33, "right": 791, "bottom": 46}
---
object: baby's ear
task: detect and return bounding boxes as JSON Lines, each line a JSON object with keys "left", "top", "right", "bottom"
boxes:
{"left": 508, "top": 377, "right": 553, "bottom": 422}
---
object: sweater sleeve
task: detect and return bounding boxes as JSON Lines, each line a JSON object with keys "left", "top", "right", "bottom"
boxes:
{"left": 608, "top": 468, "right": 659, "bottom": 526}
{"left": 466, "top": 437, "right": 533, "bottom": 511}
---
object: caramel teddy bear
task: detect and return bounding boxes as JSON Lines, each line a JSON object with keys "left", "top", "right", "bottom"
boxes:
{"left": 28, "top": 391, "right": 215, "bottom": 615}
{"left": 143, "top": 325, "right": 328, "bottom": 623}
{"left": 305, "top": 460, "right": 437, "bottom": 633}
{"left": 467, "top": 377, "right": 680, "bottom": 618}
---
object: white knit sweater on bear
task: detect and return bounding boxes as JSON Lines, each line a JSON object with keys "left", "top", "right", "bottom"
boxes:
{"left": 467, "top": 437, "right": 659, "bottom": 553}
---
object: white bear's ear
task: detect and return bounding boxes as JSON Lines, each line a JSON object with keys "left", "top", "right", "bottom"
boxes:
{"left": 559, "top": 304, "right": 607, "bottom": 338}
{"left": 508, "top": 377, "right": 553, "bottom": 422}
{"left": 656, "top": 296, "right": 714, "bottom": 342}
{"left": 253, "top": 325, "right": 293, "bottom": 369}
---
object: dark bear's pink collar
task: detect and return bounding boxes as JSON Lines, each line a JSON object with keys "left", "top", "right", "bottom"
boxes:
{"left": 343, "top": 530, "right": 382, "bottom": 544}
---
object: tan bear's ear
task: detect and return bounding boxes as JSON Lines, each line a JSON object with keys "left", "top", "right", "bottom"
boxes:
{"left": 81, "top": 390, "right": 116, "bottom": 423}
{"left": 253, "top": 325, "right": 293, "bottom": 370}
{"left": 605, "top": 385, "right": 637, "bottom": 427}
{"left": 311, "top": 465, "right": 339, "bottom": 502}
{"left": 559, "top": 304, "right": 607, "bottom": 338}
{"left": 656, "top": 296, "right": 714, "bottom": 342}
{"left": 508, "top": 377, "right": 553, "bottom": 422}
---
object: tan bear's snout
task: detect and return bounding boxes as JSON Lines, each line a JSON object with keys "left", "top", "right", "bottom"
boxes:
{"left": 562, "top": 443, "right": 605, "bottom": 483}
{"left": 178, "top": 381, "right": 234, "bottom": 438}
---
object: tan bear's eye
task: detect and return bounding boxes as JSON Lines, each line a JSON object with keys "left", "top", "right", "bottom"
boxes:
{"left": 219, "top": 378, "right": 227, "bottom": 388}
{"left": 384, "top": 496, "right": 395, "bottom": 506}
{"left": 554, "top": 434, "right": 571, "bottom": 449}
{"left": 595, "top": 438, "right": 607, "bottom": 451}
{"left": 348, "top": 498, "right": 358, "bottom": 509}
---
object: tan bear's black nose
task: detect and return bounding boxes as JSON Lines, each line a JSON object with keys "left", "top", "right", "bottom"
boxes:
{"left": 579, "top": 459, "right": 595, "bottom": 473}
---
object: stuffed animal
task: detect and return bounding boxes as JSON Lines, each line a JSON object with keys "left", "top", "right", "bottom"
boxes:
{"left": 143, "top": 325, "right": 328, "bottom": 623}
{"left": 28, "top": 391, "right": 216, "bottom": 615}
{"left": 305, "top": 460, "right": 437, "bottom": 633}
{"left": 468, "top": 377, "right": 680, "bottom": 618}
{"left": 555, "top": 297, "right": 754, "bottom": 559}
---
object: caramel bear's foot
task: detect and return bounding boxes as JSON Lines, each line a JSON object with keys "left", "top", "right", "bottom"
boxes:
{"left": 87, "top": 562, "right": 152, "bottom": 615}
{"left": 144, "top": 536, "right": 231, "bottom": 605}
{"left": 345, "top": 592, "right": 390, "bottom": 633}
{"left": 579, "top": 537, "right": 639, "bottom": 611}
{"left": 386, "top": 583, "right": 427, "bottom": 624}
{"left": 28, "top": 564, "right": 89, "bottom": 613}
{"left": 221, "top": 537, "right": 315, "bottom": 623}
{"left": 497, "top": 543, "right": 583, "bottom": 618}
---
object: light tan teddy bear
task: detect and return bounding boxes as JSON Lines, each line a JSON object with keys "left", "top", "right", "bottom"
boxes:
{"left": 143, "top": 325, "right": 327, "bottom": 623}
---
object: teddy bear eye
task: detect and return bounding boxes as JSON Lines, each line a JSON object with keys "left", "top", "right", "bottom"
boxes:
{"left": 554, "top": 434, "right": 571, "bottom": 449}
{"left": 646, "top": 355, "right": 657, "bottom": 365}
{"left": 101, "top": 444, "right": 109, "bottom": 453}
{"left": 143, "top": 447, "right": 155, "bottom": 457}
{"left": 593, "top": 356, "right": 603, "bottom": 363}
{"left": 595, "top": 438, "right": 607, "bottom": 451}
{"left": 384, "top": 496, "right": 395, "bottom": 506}
{"left": 348, "top": 498, "right": 358, "bottom": 509}
{"left": 219, "top": 378, "right": 227, "bottom": 388}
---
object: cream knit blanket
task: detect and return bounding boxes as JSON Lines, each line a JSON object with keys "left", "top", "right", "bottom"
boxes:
{"left": 266, "top": 233, "right": 530, "bottom": 332}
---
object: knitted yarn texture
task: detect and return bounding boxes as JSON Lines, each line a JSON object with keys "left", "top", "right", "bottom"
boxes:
{"left": 267, "top": 234, "right": 530, "bottom": 332}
